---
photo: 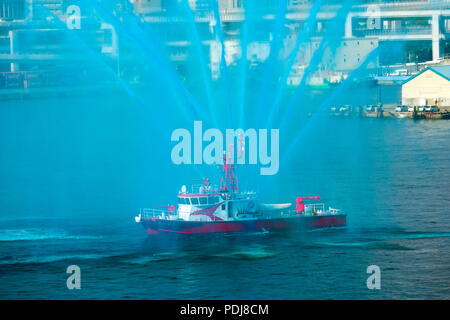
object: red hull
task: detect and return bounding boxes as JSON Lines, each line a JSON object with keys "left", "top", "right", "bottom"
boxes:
{"left": 141, "top": 214, "right": 346, "bottom": 235}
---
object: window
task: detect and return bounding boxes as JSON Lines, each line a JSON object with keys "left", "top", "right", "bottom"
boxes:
{"left": 208, "top": 196, "right": 219, "bottom": 204}
{"left": 185, "top": 198, "right": 191, "bottom": 205}
{"left": 221, "top": 204, "right": 226, "bottom": 210}
{"left": 178, "top": 197, "right": 185, "bottom": 204}
{"left": 199, "top": 197, "right": 207, "bottom": 205}
{"left": 191, "top": 198, "right": 199, "bottom": 205}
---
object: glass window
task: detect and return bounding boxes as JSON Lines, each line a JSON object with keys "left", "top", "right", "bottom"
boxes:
{"left": 191, "top": 197, "right": 199, "bottom": 205}
{"left": 199, "top": 197, "right": 207, "bottom": 205}
{"left": 178, "top": 197, "right": 185, "bottom": 204}
{"left": 207, "top": 196, "right": 217, "bottom": 204}
{"left": 185, "top": 198, "right": 190, "bottom": 205}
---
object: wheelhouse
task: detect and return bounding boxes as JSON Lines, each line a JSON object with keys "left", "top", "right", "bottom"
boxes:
{"left": 178, "top": 194, "right": 221, "bottom": 206}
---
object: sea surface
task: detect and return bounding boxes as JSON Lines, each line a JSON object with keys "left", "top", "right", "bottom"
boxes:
{"left": 0, "top": 87, "right": 449, "bottom": 299}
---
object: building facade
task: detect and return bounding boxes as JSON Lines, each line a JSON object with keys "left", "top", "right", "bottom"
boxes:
{"left": 1, "top": 0, "right": 450, "bottom": 89}
{"left": 402, "top": 65, "right": 450, "bottom": 106}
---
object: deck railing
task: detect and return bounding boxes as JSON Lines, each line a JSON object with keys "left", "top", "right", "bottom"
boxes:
{"left": 138, "top": 202, "right": 341, "bottom": 221}
{"left": 303, "top": 203, "right": 341, "bottom": 216}
{"left": 279, "top": 203, "right": 341, "bottom": 217}
{"left": 140, "top": 208, "right": 173, "bottom": 219}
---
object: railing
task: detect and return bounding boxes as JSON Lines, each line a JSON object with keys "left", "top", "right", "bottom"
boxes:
{"left": 304, "top": 203, "right": 326, "bottom": 215}
{"left": 238, "top": 191, "right": 257, "bottom": 199}
{"left": 355, "top": 0, "right": 450, "bottom": 11}
{"left": 303, "top": 203, "right": 342, "bottom": 216}
{"left": 354, "top": 26, "right": 432, "bottom": 37}
{"left": 140, "top": 208, "right": 173, "bottom": 219}
{"left": 328, "top": 208, "right": 341, "bottom": 215}
{"left": 280, "top": 203, "right": 342, "bottom": 217}
{"left": 0, "top": 70, "right": 117, "bottom": 90}
{"left": 182, "top": 183, "right": 220, "bottom": 195}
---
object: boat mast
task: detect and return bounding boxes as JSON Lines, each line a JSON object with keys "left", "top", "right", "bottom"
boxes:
{"left": 220, "top": 145, "right": 239, "bottom": 196}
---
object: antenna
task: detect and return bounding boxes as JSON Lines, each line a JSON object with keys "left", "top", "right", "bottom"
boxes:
{"left": 217, "top": 131, "right": 243, "bottom": 196}
{"left": 220, "top": 143, "right": 239, "bottom": 196}
{"left": 192, "top": 177, "right": 211, "bottom": 191}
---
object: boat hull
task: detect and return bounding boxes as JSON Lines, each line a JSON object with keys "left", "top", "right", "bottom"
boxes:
{"left": 140, "top": 214, "right": 346, "bottom": 235}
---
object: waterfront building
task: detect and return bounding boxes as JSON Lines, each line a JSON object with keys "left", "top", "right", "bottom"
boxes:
{"left": 401, "top": 65, "right": 450, "bottom": 106}
{"left": 1, "top": 0, "right": 450, "bottom": 89}
{"left": 130, "top": 0, "right": 450, "bottom": 81}
{"left": 0, "top": 0, "right": 119, "bottom": 89}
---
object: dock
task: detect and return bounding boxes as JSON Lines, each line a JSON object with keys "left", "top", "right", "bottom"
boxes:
{"left": 329, "top": 104, "right": 450, "bottom": 120}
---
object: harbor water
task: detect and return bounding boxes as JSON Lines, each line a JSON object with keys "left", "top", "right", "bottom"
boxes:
{"left": 0, "top": 87, "right": 449, "bottom": 299}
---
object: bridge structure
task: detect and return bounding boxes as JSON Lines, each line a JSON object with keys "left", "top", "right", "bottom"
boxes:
{"left": 0, "top": 0, "right": 449, "bottom": 84}
{"left": 134, "top": 0, "right": 450, "bottom": 77}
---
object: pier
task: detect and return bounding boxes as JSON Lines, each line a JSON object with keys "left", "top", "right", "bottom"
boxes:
{"left": 329, "top": 103, "right": 450, "bottom": 119}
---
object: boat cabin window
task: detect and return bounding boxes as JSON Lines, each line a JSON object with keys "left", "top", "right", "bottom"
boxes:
{"left": 178, "top": 197, "right": 186, "bottom": 204}
{"left": 199, "top": 197, "right": 207, "bottom": 205}
{"left": 208, "top": 196, "right": 219, "bottom": 204}
{"left": 185, "top": 198, "right": 191, "bottom": 205}
{"left": 191, "top": 197, "right": 199, "bottom": 205}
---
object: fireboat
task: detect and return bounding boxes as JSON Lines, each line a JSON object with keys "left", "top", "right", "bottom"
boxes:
{"left": 135, "top": 153, "right": 346, "bottom": 235}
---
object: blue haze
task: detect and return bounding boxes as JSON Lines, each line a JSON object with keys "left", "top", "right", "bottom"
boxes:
{"left": 0, "top": 0, "right": 449, "bottom": 299}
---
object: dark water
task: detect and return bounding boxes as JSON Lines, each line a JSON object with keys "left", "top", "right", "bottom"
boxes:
{"left": 0, "top": 89, "right": 449, "bottom": 299}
